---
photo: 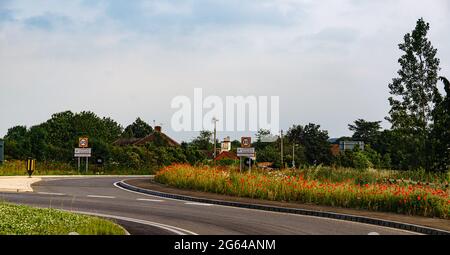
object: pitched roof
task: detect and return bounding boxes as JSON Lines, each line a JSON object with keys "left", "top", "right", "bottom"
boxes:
{"left": 133, "top": 132, "right": 180, "bottom": 147}
{"left": 214, "top": 151, "right": 239, "bottom": 161}
{"left": 112, "top": 131, "right": 180, "bottom": 147}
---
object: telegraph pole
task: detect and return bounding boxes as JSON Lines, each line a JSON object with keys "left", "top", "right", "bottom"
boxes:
{"left": 212, "top": 117, "right": 219, "bottom": 160}
{"left": 280, "top": 130, "right": 284, "bottom": 169}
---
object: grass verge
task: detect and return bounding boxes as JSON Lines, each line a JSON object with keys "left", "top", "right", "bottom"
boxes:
{"left": 0, "top": 160, "right": 154, "bottom": 176}
{"left": 0, "top": 202, "right": 126, "bottom": 235}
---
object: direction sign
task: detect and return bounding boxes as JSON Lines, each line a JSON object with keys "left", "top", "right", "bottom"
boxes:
{"left": 74, "top": 148, "right": 91, "bottom": 157}
{"left": 241, "top": 137, "right": 251, "bottom": 148}
{"left": 237, "top": 147, "right": 255, "bottom": 157}
{"left": 79, "top": 137, "right": 89, "bottom": 148}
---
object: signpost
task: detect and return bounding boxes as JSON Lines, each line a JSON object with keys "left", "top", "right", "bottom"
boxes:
{"left": 238, "top": 137, "right": 255, "bottom": 172}
{"left": 75, "top": 138, "right": 91, "bottom": 173}
{"left": 26, "top": 158, "right": 36, "bottom": 177}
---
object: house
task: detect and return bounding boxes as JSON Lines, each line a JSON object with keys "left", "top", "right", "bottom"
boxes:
{"left": 112, "top": 126, "right": 180, "bottom": 147}
{"left": 339, "top": 141, "right": 364, "bottom": 151}
{"left": 213, "top": 136, "right": 239, "bottom": 161}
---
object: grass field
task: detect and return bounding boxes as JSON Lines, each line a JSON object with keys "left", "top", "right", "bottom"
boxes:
{"left": 0, "top": 160, "right": 154, "bottom": 176}
{"left": 0, "top": 202, "right": 126, "bottom": 235}
{"left": 155, "top": 164, "right": 450, "bottom": 219}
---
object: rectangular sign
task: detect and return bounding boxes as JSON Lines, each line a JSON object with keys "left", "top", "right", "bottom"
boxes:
{"left": 237, "top": 147, "right": 255, "bottom": 157}
{"left": 237, "top": 148, "right": 255, "bottom": 154}
{"left": 74, "top": 148, "right": 91, "bottom": 157}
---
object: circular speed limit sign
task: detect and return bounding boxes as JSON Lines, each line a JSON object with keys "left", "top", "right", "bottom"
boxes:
{"left": 241, "top": 137, "right": 251, "bottom": 148}
{"left": 79, "top": 137, "right": 89, "bottom": 148}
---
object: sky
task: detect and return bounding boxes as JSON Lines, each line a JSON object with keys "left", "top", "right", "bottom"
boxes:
{"left": 1, "top": 0, "right": 449, "bottom": 142}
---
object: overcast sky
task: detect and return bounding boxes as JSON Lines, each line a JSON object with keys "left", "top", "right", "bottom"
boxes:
{"left": 1, "top": 0, "right": 449, "bottom": 142}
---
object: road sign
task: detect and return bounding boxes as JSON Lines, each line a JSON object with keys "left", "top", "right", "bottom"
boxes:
{"left": 241, "top": 137, "right": 251, "bottom": 148}
{"left": 26, "top": 158, "right": 36, "bottom": 177}
{"left": 74, "top": 148, "right": 91, "bottom": 157}
{"left": 79, "top": 137, "right": 89, "bottom": 148}
{"left": 244, "top": 157, "right": 255, "bottom": 166}
{"left": 237, "top": 147, "right": 255, "bottom": 157}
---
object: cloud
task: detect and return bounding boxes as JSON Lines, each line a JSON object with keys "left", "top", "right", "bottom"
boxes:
{"left": 1, "top": 0, "right": 450, "bottom": 142}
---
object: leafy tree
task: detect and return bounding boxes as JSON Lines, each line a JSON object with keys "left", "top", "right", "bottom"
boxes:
{"left": 191, "top": 130, "right": 213, "bottom": 151}
{"left": 429, "top": 76, "right": 450, "bottom": 171}
{"left": 123, "top": 117, "right": 153, "bottom": 138}
{"left": 181, "top": 142, "right": 206, "bottom": 165}
{"left": 348, "top": 119, "right": 382, "bottom": 145}
{"left": 28, "top": 126, "right": 48, "bottom": 160}
{"left": 3, "top": 126, "right": 30, "bottom": 159}
{"left": 286, "top": 124, "right": 332, "bottom": 165}
{"left": 386, "top": 18, "right": 441, "bottom": 170}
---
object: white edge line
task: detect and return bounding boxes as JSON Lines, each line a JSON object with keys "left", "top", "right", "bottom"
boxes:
{"left": 136, "top": 198, "right": 164, "bottom": 202}
{"left": 37, "top": 192, "right": 66, "bottom": 196}
{"left": 69, "top": 210, "right": 198, "bottom": 235}
{"left": 114, "top": 181, "right": 421, "bottom": 235}
{"left": 87, "top": 195, "right": 116, "bottom": 199}
{"left": 185, "top": 202, "right": 214, "bottom": 206}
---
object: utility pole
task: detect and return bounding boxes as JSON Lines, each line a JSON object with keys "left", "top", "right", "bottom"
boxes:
{"left": 280, "top": 130, "right": 284, "bottom": 169}
{"left": 212, "top": 117, "right": 219, "bottom": 160}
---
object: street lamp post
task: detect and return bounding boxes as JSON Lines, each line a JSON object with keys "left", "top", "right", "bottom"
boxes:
{"left": 280, "top": 130, "right": 284, "bottom": 169}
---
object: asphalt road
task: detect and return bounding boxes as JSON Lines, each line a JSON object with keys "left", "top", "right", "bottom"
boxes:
{"left": 0, "top": 177, "right": 416, "bottom": 235}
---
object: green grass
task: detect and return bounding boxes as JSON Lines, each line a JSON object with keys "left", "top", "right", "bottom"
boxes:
{"left": 0, "top": 202, "right": 126, "bottom": 235}
{"left": 0, "top": 160, "right": 154, "bottom": 176}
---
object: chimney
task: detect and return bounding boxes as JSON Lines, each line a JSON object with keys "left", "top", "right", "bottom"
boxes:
{"left": 155, "top": 126, "right": 162, "bottom": 132}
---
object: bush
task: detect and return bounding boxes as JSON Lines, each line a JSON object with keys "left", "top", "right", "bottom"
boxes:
{"left": 217, "top": 159, "right": 238, "bottom": 166}
{"left": 353, "top": 151, "right": 373, "bottom": 170}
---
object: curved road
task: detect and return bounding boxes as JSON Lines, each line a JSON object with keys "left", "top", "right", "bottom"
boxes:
{"left": 0, "top": 177, "right": 415, "bottom": 235}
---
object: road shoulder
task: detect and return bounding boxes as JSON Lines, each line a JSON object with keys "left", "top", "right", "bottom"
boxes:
{"left": 0, "top": 176, "right": 42, "bottom": 192}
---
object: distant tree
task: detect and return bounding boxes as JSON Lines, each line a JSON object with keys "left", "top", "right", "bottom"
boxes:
{"left": 254, "top": 129, "right": 273, "bottom": 150}
{"left": 429, "top": 76, "right": 450, "bottom": 171}
{"left": 190, "top": 130, "right": 213, "bottom": 151}
{"left": 123, "top": 117, "right": 153, "bottom": 138}
{"left": 4, "top": 126, "right": 30, "bottom": 159}
{"left": 28, "top": 126, "right": 48, "bottom": 160}
{"left": 348, "top": 119, "right": 382, "bottom": 145}
{"left": 286, "top": 124, "right": 332, "bottom": 165}
{"left": 386, "top": 18, "right": 441, "bottom": 170}
{"left": 230, "top": 140, "right": 241, "bottom": 151}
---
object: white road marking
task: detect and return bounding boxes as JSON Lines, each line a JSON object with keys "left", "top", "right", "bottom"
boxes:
{"left": 137, "top": 198, "right": 164, "bottom": 202}
{"left": 68, "top": 210, "right": 198, "bottom": 235}
{"left": 37, "top": 192, "right": 65, "bottom": 196}
{"left": 368, "top": 232, "right": 380, "bottom": 235}
{"left": 185, "top": 202, "right": 214, "bottom": 206}
{"left": 87, "top": 195, "right": 116, "bottom": 199}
